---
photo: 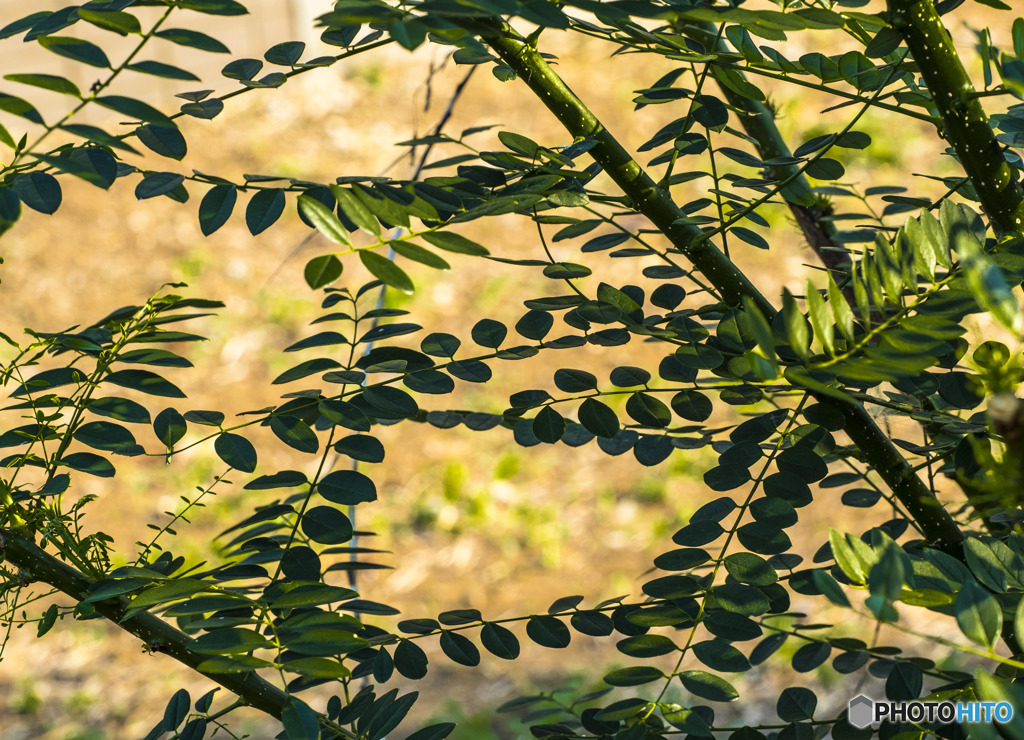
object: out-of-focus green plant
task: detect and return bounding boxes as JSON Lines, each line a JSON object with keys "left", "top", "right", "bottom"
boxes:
{"left": 3, "top": 0, "right": 1024, "bottom": 738}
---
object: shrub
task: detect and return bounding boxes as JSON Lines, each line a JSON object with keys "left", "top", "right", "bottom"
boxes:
{"left": 2, "top": 0, "right": 1024, "bottom": 738}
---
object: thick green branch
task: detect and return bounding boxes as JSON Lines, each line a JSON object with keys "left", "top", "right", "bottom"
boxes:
{"left": 0, "top": 529, "right": 343, "bottom": 733}
{"left": 679, "top": 22, "right": 850, "bottom": 279}
{"left": 485, "top": 28, "right": 770, "bottom": 312}
{"left": 888, "top": 0, "right": 1024, "bottom": 237}
{"left": 480, "top": 22, "right": 964, "bottom": 555}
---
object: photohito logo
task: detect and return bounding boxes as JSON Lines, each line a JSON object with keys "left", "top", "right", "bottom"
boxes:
{"left": 848, "top": 695, "right": 1015, "bottom": 728}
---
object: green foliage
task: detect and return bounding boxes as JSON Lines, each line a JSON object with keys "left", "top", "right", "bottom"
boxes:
{"left": 2, "top": 1, "right": 1024, "bottom": 739}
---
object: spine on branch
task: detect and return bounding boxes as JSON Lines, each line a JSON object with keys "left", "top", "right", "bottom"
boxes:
{"left": 888, "top": 0, "right": 1024, "bottom": 237}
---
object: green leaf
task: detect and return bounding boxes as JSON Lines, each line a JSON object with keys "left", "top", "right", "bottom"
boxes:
{"left": 703, "top": 465, "right": 750, "bottom": 492}
{"left": 12, "top": 172, "right": 61, "bottom": 214}
{"left": 243, "top": 470, "right": 307, "bottom": 490}
{"left": 214, "top": 433, "right": 256, "bottom": 473}
{"left": 966, "top": 250, "right": 1019, "bottom": 332}
{"left": 829, "top": 530, "right": 872, "bottom": 585}
{"left": 304, "top": 255, "right": 344, "bottom": 289}
{"left": 78, "top": 9, "right": 141, "bottom": 35}
{"left": 222, "top": 58, "right": 261, "bottom": 82}
{"left": 671, "top": 389, "right": 712, "bottom": 422}
{"left": 554, "top": 368, "right": 597, "bottom": 393}
{"left": 480, "top": 623, "right": 520, "bottom": 660}
{"left": 270, "top": 415, "right": 319, "bottom": 454}
{"left": 245, "top": 188, "right": 285, "bottom": 235}
{"left": 578, "top": 398, "right": 619, "bottom": 438}
{"left": 4, "top": 72, "right": 80, "bottom": 96}
{"left": 422, "top": 231, "right": 489, "bottom": 256}
{"left": 180, "top": 97, "right": 224, "bottom": 119}
{"left": 163, "top": 688, "right": 190, "bottom": 732}
{"left": 265, "top": 40, "right": 305, "bottom": 66}
{"left": 73, "top": 421, "right": 138, "bottom": 452}
{"left": 963, "top": 536, "right": 1009, "bottom": 592}
{"left": 711, "top": 583, "right": 770, "bottom": 616}
{"left": 60, "top": 452, "right": 115, "bottom": 478}
{"left": 36, "top": 149, "right": 118, "bottom": 189}
{"left": 87, "top": 397, "right": 149, "bottom": 425}
{"left": 864, "top": 27, "right": 902, "bottom": 57}
{"left": 885, "top": 662, "right": 922, "bottom": 702}
{"left": 526, "top": 615, "right": 570, "bottom": 648}
{"left": 470, "top": 319, "right": 506, "bottom": 348}
{"left": 625, "top": 392, "right": 671, "bottom": 427}
{"left": 135, "top": 122, "right": 187, "bottom": 160}
{"left": 678, "top": 670, "right": 739, "bottom": 702}
{"left": 532, "top": 406, "right": 565, "bottom": 443}
{"left": 776, "top": 445, "right": 828, "bottom": 483}
{"left": 604, "top": 666, "right": 664, "bottom": 686}
{"left": 198, "top": 185, "right": 236, "bottom": 235}
{"left": 331, "top": 185, "right": 380, "bottom": 237}
{"left": 616, "top": 634, "right": 677, "bottom": 657}
{"left": 740, "top": 296, "right": 776, "bottom": 365}
{"left": 777, "top": 687, "right": 816, "bottom": 721}
{"left": 196, "top": 656, "right": 274, "bottom": 673}
{"left": 105, "top": 369, "right": 185, "bottom": 398}
{"left": 439, "top": 631, "right": 481, "bottom": 666}
{"left": 826, "top": 274, "right": 854, "bottom": 342}
{"left": 300, "top": 505, "right": 353, "bottom": 544}
{"left": 693, "top": 638, "right": 752, "bottom": 672}
{"left": 38, "top": 35, "right": 111, "bottom": 67}
{"left": 360, "top": 250, "right": 414, "bottom": 293}
{"left": 0, "top": 91, "right": 43, "bottom": 123}
{"left": 178, "top": 0, "right": 249, "bottom": 15}
{"left": 153, "top": 408, "right": 187, "bottom": 448}
{"left": 954, "top": 580, "right": 1001, "bottom": 647}
{"left": 812, "top": 570, "right": 850, "bottom": 607}
{"left": 37, "top": 603, "right": 58, "bottom": 637}
{"left": 0, "top": 12, "right": 49, "bottom": 40}
{"left": 282, "top": 657, "right": 350, "bottom": 679}
{"left": 391, "top": 241, "right": 450, "bottom": 270}
{"left": 394, "top": 639, "right": 428, "bottom": 679}
{"left": 805, "top": 279, "right": 833, "bottom": 355}
{"left": 0, "top": 120, "right": 15, "bottom": 149}
{"left": 118, "top": 349, "right": 193, "bottom": 369}
{"left": 568, "top": 610, "right": 613, "bottom": 636}
{"left": 0, "top": 185, "right": 19, "bottom": 237}
{"left": 334, "top": 434, "right": 384, "bottom": 463}
{"left": 273, "top": 357, "right": 341, "bottom": 384}
{"left": 96, "top": 95, "right": 171, "bottom": 124}
{"left": 155, "top": 27, "right": 230, "bottom": 53}
{"left": 318, "top": 469, "right": 377, "bottom": 504}
{"left": 723, "top": 553, "right": 777, "bottom": 586}
{"left": 298, "top": 194, "right": 352, "bottom": 247}
{"left": 405, "top": 724, "right": 456, "bottom": 740}
{"left": 136, "top": 172, "right": 186, "bottom": 200}
{"left": 974, "top": 673, "right": 1024, "bottom": 737}
{"left": 282, "top": 698, "right": 321, "bottom": 740}
{"left": 868, "top": 544, "right": 906, "bottom": 602}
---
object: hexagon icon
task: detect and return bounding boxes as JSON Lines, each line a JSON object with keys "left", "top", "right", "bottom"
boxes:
{"left": 848, "top": 695, "right": 874, "bottom": 729}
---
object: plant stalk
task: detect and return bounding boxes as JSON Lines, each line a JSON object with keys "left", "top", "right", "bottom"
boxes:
{"left": 480, "top": 22, "right": 965, "bottom": 556}
{"left": 887, "top": 0, "right": 1024, "bottom": 238}
{"left": 679, "top": 21, "right": 851, "bottom": 281}
{"left": 0, "top": 529, "right": 353, "bottom": 738}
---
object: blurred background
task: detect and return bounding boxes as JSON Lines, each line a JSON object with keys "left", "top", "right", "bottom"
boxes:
{"left": 0, "top": 1, "right": 1010, "bottom": 738}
